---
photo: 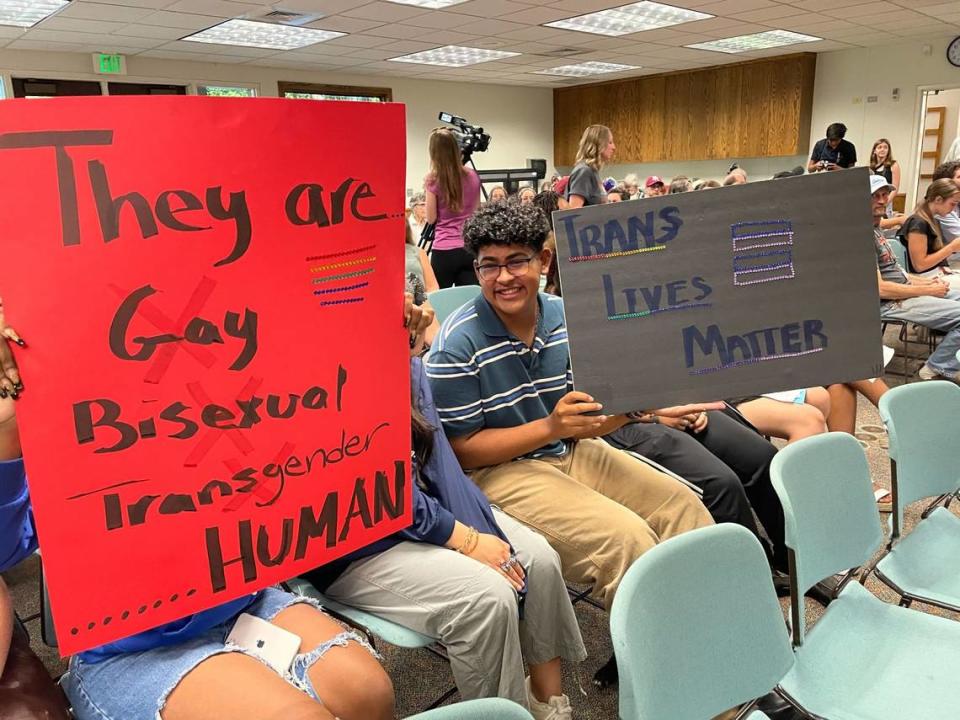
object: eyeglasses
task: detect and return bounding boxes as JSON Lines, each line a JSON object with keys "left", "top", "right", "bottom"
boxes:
{"left": 475, "top": 255, "right": 536, "bottom": 281}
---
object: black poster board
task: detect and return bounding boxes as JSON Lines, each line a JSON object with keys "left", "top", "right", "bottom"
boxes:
{"left": 554, "top": 167, "right": 883, "bottom": 412}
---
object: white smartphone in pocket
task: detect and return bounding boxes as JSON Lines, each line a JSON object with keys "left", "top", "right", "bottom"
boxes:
{"left": 226, "top": 613, "right": 302, "bottom": 675}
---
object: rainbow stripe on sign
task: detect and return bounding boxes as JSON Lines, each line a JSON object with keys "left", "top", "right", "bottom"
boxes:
{"left": 688, "top": 346, "right": 823, "bottom": 375}
{"left": 306, "top": 245, "right": 376, "bottom": 306}
{"left": 609, "top": 302, "right": 713, "bottom": 321}
{"left": 731, "top": 220, "right": 794, "bottom": 286}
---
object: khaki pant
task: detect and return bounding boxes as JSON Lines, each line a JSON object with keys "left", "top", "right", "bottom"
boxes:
{"left": 471, "top": 438, "right": 713, "bottom": 609}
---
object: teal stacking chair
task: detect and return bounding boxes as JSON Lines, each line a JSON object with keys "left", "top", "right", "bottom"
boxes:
{"left": 873, "top": 381, "right": 960, "bottom": 611}
{"left": 407, "top": 698, "right": 533, "bottom": 719}
{"left": 610, "top": 524, "right": 791, "bottom": 720}
{"left": 427, "top": 285, "right": 481, "bottom": 324}
{"left": 284, "top": 577, "right": 458, "bottom": 709}
{"left": 771, "top": 433, "right": 960, "bottom": 719}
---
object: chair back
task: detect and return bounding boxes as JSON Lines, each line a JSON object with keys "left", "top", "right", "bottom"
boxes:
{"left": 879, "top": 381, "right": 960, "bottom": 530}
{"left": 427, "top": 285, "right": 481, "bottom": 324}
{"left": 610, "top": 524, "right": 794, "bottom": 720}
{"left": 406, "top": 698, "right": 533, "bottom": 719}
{"left": 890, "top": 236, "right": 908, "bottom": 268}
{"left": 770, "top": 434, "right": 884, "bottom": 638}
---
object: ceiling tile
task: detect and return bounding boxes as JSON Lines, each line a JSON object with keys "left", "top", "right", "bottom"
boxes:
{"left": 112, "top": 24, "right": 191, "bottom": 40}
{"left": 320, "top": 33, "right": 395, "bottom": 47}
{"left": 395, "top": 11, "right": 476, "bottom": 29}
{"left": 7, "top": 39, "right": 87, "bottom": 52}
{"left": 452, "top": 0, "right": 538, "bottom": 17}
{"left": 306, "top": 15, "right": 385, "bottom": 32}
{"left": 500, "top": 5, "right": 574, "bottom": 24}
{"left": 341, "top": 2, "right": 430, "bottom": 22}
{"left": 823, "top": 2, "right": 894, "bottom": 19}
{"left": 730, "top": 6, "right": 809, "bottom": 22}
{"left": 454, "top": 18, "right": 530, "bottom": 35}
{"left": 36, "top": 16, "right": 130, "bottom": 34}
{"left": 376, "top": 38, "right": 441, "bottom": 52}
{"left": 140, "top": 11, "right": 226, "bottom": 29}
{"left": 162, "top": 1, "right": 272, "bottom": 16}
{"left": 59, "top": 2, "right": 156, "bottom": 22}
{"left": 785, "top": 0, "right": 877, "bottom": 9}
{"left": 694, "top": 0, "right": 778, "bottom": 15}
{"left": 263, "top": 0, "right": 361, "bottom": 12}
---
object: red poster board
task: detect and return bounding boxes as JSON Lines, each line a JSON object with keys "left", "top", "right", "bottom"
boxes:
{"left": 0, "top": 97, "right": 410, "bottom": 655}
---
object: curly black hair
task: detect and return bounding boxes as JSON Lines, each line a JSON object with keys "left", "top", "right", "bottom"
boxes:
{"left": 463, "top": 201, "right": 550, "bottom": 257}
{"left": 933, "top": 161, "right": 960, "bottom": 182}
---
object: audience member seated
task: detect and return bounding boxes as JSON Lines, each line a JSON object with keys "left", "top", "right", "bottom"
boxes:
{"left": 693, "top": 178, "right": 721, "bottom": 190}
{"left": 405, "top": 223, "right": 440, "bottom": 345}
{"left": 669, "top": 176, "right": 693, "bottom": 193}
{"left": 488, "top": 186, "right": 508, "bottom": 204}
{"left": 870, "top": 137, "right": 901, "bottom": 201}
{"left": 408, "top": 193, "right": 428, "bottom": 241}
{"left": 518, "top": 187, "right": 536, "bottom": 205}
{"left": 622, "top": 173, "right": 641, "bottom": 199}
{"left": 565, "top": 125, "right": 615, "bottom": 209}
{"left": 426, "top": 202, "right": 716, "bottom": 686}
{"left": 808, "top": 122, "right": 856, "bottom": 172}
{"left": 426, "top": 128, "right": 482, "bottom": 289}
{"left": 644, "top": 175, "right": 666, "bottom": 197}
{"left": 309, "top": 300, "right": 585, "bottom": 718}
{"left": 897, "top": 178, "right": 960, "bottom": 285}
{"left": 771, "top": 166, "right": 804, "bottom": 180}
{"left": 606, "top": 189, "right": 628, "bottom": 203}
{"left": 870, "top": 174, "right": 960, "bottom": 382}
{"left": 933, "top": 161, "right": 960, "bottom": 243}
{"left": 722, "top": 171, "right": 746, "bottom": 186}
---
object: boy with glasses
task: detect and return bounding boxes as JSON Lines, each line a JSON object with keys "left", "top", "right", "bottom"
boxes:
{"left": 426, "top": 203, "right": 715, "bottom": 686}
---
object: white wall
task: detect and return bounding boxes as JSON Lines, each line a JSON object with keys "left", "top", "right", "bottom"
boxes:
{"left": 0, "top": 48, "right": 554, "bottom": 194}
{"left": 808, "top": 35, "right": 960, "bottom": 206}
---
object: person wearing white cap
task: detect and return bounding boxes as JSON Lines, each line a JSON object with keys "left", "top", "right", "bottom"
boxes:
{"left": 871, "top": 174, "right": 960, "bottom": 381}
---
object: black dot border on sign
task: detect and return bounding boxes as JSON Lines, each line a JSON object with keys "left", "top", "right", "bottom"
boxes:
{"left": 69, "top": 589, "right": 196, "bottom": 637}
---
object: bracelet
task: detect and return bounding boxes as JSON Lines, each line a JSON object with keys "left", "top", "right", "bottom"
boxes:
{"left": 455, "top": 526, "right": 478, "bottom": 554}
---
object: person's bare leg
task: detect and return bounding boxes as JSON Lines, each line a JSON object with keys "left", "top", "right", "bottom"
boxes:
{"left": 736, "top": 398, "right": 826, "bottom": 443}
{"left": 804, "top": 386, "right": 831, "bottom": 420}
{"left": 528, "top": 657, "right": 563, "bottom": 702}
{"left": 850, "top": 378, "right": 890, "bottom": 408}
{"left": 271, "top": 604, "right": 394, "bottom": 720}
{"left": 826, "top": 384, "right": 857, "bottom": 434}
{"left": 162, "top": 652, "right": 334, "bottom": 720}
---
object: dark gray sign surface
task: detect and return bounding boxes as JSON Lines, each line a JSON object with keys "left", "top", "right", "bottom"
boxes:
{"left": 554, "top": 167, "right": 883, "bottom": 412}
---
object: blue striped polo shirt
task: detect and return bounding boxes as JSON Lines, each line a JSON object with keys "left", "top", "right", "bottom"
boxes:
{"left": 426, "top": 292, "right": 573, "bottom": 460}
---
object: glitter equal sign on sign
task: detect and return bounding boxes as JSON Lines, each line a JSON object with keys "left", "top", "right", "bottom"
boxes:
{"left": 731, "top": 220, "right": 795, "bottom": 287}
{"left": 307, "top": 244, "right": 376, "bottom": 307}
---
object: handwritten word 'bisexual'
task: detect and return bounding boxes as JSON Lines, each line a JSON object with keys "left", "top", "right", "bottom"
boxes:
{"left": 562, "top": 206, "right": 682, "bottom": 259}
{"left": 72, "top": 365, "right": 348, "bottom": 454}
{"left": 682, "top": 319, "right": 828, "bottom": 370}
{"left": 603, "top": 274, "right": 712, "bottom": 319}
{"left": 0, "top": 130, "right": 387, "bottom": 268}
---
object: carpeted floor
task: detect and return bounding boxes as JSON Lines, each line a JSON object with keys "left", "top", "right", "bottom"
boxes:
{"left": 6, "top": 355, "right": 960, "bottom": 718}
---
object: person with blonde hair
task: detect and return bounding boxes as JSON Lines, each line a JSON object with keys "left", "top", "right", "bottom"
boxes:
{"left": 426, "top": 127, "right": 482, "bottom": 288}
{"left": 897, "top": 178, "right": 960, "bottom": 286}
{"left": 870, "top": 138, "right": 900, "bottom": 192}
{"left": 565, "top": 124, "right": 615, "bottom": 209}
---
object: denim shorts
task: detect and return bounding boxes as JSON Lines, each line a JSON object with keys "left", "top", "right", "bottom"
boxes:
{"left": 63, "top": 587, "right": 374, "bottom": 720}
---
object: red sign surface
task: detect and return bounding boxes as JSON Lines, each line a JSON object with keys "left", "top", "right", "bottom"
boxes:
{"left": 0, "top": 97, "right": 410, "bottom": 655}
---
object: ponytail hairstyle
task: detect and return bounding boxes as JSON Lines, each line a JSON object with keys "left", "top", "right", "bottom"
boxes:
{"left": 915, "top": 178, "right": 960, "bottom": 251}
{"left": 428, "top": 128, "right": 465, "bottom": 213}
{"left": 575, "top": 124, "right": 612, "bottom": 172}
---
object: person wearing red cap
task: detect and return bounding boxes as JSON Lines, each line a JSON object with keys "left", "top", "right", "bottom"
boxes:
{"left": 644, "top": 175, "right": 666, "bottom": 197}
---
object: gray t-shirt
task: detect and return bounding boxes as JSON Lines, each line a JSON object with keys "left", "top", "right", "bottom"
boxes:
{"left": 875, "top": 227, "right": 908, "bottom": 293}
{"left": 938, "top": 208, "right": 960, "bottom": 243}
{"left": 565, "top": 162, "right": 605, "bottom": 206}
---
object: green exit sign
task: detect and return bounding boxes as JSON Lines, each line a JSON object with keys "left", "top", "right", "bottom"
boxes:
{"left": 93, "top": 53, "right": 125, "bottom": 75}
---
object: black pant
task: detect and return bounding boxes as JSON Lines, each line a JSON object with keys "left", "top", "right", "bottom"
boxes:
{"left": 605, "top": 407, "right": 786, "bottom": 570}
{"left": 431, "top": 247, "right": 478, "bottom": 289}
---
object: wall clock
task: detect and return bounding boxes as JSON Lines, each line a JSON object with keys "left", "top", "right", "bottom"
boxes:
{"left": 948, "top": 36, "right": 960, "bottom": 68}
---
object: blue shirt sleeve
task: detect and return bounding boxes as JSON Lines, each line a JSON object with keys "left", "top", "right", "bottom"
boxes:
{"left": 0, "top": 457, "right": 38, "bottom": 572}
{"left": 424, "top": 343, "right": 485, "bottom": 438}
{"left": 397, "top": 473, "right": 456, "bottom": 546}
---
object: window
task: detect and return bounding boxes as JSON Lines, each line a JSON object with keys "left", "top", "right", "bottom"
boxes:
{"left": 278, "top": 82, "right": 391, "bottom": 103}
{"left": 12, "top": 78, "right": 102, "bottom": 98}
{"left": 107, "top": 82, "right": 187, "bottom": 96}
{"left": 198, "top": 85, "right": 257, "bottom": 98}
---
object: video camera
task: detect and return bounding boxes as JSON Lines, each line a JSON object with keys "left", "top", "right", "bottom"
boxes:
{"left": 438, "top": 112, "right": 491, "bottom": 163}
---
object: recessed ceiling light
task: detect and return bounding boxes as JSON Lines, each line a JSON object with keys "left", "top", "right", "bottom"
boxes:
{"left": 534, "top": 61, "right": 641, "bottom": 77}
{"left": 686, "top": 30, "right": 820, "bottom": 53}
{"left": 545, "top": 1, "right": 712, "bottom": 37}
{"left": 385, "top": 0, "right": 468, "bottom": 7}
{"left": 0, "top": 0, "right": 69, "bottom": 27}
{"left": 389, "top": 45, "right": 520, "bottom": 67}
{"left": 183, "top": 19, "right": 344, "bottom": 50}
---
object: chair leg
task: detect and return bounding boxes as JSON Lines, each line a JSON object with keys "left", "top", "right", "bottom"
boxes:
{"left": 424, "top": 686, "right": 459, "bottom": 710}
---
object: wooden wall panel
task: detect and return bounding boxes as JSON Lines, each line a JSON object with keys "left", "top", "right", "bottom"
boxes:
{"left": 553, "top": 53, "right": 816, "bottom": 166}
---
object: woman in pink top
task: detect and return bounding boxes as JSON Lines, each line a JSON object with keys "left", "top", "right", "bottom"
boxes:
{"left": 425, "top": 128, "right": 482, "bottom": 288}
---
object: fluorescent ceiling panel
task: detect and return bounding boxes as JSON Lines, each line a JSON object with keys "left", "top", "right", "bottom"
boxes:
{"left": 183, "top": 19, "right": 344, "bottom": 50}
{"left": 389, "top": 45, "right": 520, "bottom": 67}
{"left": 0, "top": 0, "right": 68, "bottom": 27}
{"left": 686, "top": 29, "right": 821, "bottom": 53}
{"left": 534, "top": 61, "right": 640, "bottom": 77}
{"left": 545, "top": 1, "right": 712, "bottom": 37}
{"left": 385, "top": 0, "right": 468, "bottom": 7}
